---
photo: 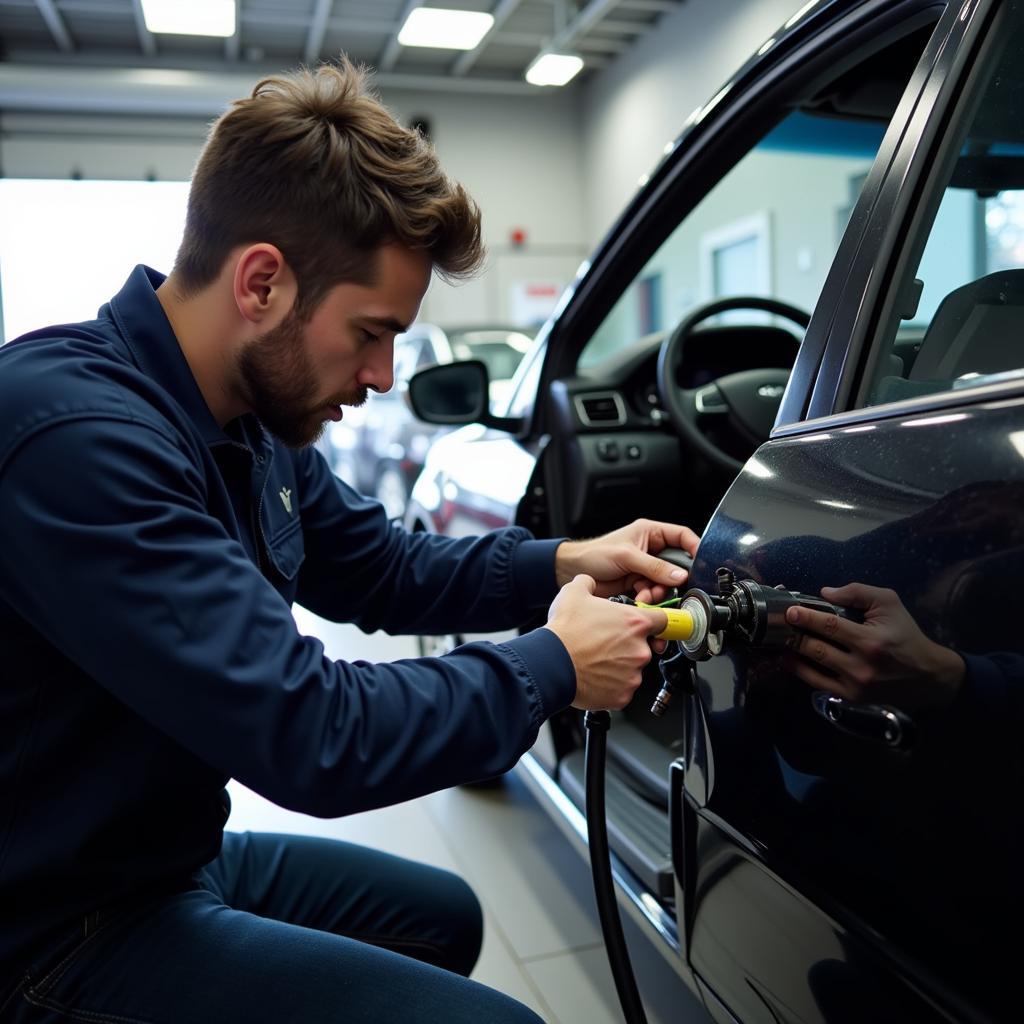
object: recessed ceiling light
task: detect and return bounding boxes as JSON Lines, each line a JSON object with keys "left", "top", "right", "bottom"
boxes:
{"left": 397, "top": 8, "right": 495, "bottom": 50}
{"left": 525, "top": 52, "right": 584, "bottom": 87}
{"left": 141, "top": 0, "right": 236, "bottom": 38}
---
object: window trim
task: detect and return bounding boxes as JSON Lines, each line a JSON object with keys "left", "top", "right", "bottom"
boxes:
{"left": 771, "top": 367, "right": 1024, "bottom": 437}
{"left": 853, "top": 0, "right": 1013, "bottom": 411}
{"left": 804, "top": 0, "right": 1006, "bottom": 421}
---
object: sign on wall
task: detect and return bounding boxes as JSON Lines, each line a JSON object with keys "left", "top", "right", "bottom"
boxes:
{"left": 509, "top": 280, "right": 564, "bottom": 328}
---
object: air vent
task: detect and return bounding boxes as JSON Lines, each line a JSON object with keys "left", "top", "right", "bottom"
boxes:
{"left": 574, "top": 391, "right": 626, "bottom": 427}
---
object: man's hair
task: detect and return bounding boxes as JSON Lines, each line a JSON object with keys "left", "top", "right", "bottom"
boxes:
{"left": 173, "top": 58, "right": 484, "bottom": 313}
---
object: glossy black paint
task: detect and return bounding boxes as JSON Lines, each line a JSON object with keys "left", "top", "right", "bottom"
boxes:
{"left": 684, "top": 402, "right": 1024, "bottom": 1021}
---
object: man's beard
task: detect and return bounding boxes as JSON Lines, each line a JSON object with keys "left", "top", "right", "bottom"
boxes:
{"left": 236, "top": 309, "right": 367, "bottom": 449}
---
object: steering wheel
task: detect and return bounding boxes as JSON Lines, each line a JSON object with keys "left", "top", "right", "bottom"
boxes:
{"left": 656, "top": 296, "right": 811, "bottom": 474}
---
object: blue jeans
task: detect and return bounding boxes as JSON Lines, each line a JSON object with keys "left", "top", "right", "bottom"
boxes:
{"left": 1, "top": 831, "right": 544, "bottom": 1023}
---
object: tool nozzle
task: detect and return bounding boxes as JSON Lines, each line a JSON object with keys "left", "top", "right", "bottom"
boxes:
{"left": 645, "top": 606, "right": 697, "bottom": 642}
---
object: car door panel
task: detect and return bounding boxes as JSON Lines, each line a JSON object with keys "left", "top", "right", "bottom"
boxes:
{"left": 684, "top": 400, "right": 1024, "bottom": 1022}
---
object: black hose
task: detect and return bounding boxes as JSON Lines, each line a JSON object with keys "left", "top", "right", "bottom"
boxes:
{"left": 584, "top": 710, "right": 649, "bottom": 1024}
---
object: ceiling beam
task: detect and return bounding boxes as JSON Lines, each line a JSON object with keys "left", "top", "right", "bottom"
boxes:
{"left": 243, "top": 14, "right": 394, "bottom": 34}
{"left": 617, "top": 0, "right": 679, "bottom": 12}
{"left": 554, "top": 0, "right": 623, "bottom": 49}
{"left": 451, "top": 0, "right": 523, "bottom": 77}
{"left": 574, "top": 37, "right": 629, "bottom": 53}
{"left": 303, "top": 0, "right": 333, "bottom": 64}
{"left": 129, "top": 0, "right": 156, "bottom": 57}
{"left": 377, "top": 0, "right": 419, "bottom": 73}
{"left": 33, "top": 0, "right": 74, "bottom": 52}
{"left": 590, "top": 19, "right": 650, "bottom": 35}
{"left": 0, "top": 63, "right": 545, "bottom": 118}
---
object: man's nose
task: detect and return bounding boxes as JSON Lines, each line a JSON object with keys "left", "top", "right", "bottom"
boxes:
{"left": 360, "top": 339, "right": 395, "bottom": 395}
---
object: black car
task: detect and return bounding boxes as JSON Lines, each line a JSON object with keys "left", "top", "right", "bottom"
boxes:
{"left": 321, "top": 323, "right": 531, "bottom": 518}
{"left": 405, "top": 0, "right": 1024, "bottom": 1020}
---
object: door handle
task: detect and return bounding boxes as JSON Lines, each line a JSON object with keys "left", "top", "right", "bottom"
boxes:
{"left": 811, "top": 692, "right": 917, "bottom": 751}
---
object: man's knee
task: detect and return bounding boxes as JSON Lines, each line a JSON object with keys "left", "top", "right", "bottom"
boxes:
{"left": 437, "top": 872, "right": 483, "bottom": 977}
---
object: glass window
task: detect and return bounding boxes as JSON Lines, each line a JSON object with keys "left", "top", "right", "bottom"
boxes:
{"left": 579, "top": 110, "right": 890, "bottom": 369}
{"left": 448, "top": 329, "right": 533, "bottom": 383}
{"left": 503, "top": 340, "right": 545, "bottom": 419}
{"left": 861, "top": 1, "right": 1024, "bottom": 408}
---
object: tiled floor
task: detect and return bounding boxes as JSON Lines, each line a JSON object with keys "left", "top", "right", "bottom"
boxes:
{"left": 224, "top": 606, "right": 709, "bottom": 1024}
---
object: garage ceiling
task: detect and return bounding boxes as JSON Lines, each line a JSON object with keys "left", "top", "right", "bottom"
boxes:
{"left": 0, "top": 0, "right": 685, "bottom": 92}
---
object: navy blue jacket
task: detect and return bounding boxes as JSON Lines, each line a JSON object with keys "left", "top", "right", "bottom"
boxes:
{"left": 0, "top": 266, "right": 575, "bottom": 970}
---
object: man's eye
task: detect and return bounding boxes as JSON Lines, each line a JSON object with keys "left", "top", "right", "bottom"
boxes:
{"left": 360, "top": 329, "right": 381, "bottom": 345}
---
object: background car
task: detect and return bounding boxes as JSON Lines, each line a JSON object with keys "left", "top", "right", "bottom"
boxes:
{"left": 405, "top": 0, "right": 1023, "bottom": 1020}
{"left": 321, "top": 323, "right": 533, "bottom": 518}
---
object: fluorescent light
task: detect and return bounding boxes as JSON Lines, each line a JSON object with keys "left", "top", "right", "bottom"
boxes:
{"left": 142, "top": 0, "right": 236, "bottom": 37}
{"left": 525, "top": 52, "right": 584, "bottom": 87}
{"left": 398, "top": 8, "right": 494, "bottom": 50}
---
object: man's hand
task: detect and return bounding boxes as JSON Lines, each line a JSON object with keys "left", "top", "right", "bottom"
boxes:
{"left": 784, "top": 583, "right": 965, "bottom": 715}
{"left": 545, "top": 574, "right": 668, "bottom": 710}
{"left": 554, "top": 519, "right": 700, "bottom": 604}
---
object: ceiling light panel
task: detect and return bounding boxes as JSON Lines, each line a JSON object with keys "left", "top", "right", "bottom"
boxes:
{"left": 397, "top": 8, "right": 495, "bottom": 50}
{"left": 525, "top": 53, "right": 584, "bottom": 87}
{"left": 141, "top": 0, "right": 236, "bottom": 38}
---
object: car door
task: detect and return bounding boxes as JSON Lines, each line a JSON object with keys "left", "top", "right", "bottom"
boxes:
{"left": 683, "top": 1, "right": 1022, "bottom": 1020}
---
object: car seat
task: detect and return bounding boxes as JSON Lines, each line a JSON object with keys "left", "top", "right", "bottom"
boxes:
{"left": 911, "top": 268, "right": 1024, "bottom": 379}
{"left": 873, "top": 268, "right": 1024, "bottom": 404}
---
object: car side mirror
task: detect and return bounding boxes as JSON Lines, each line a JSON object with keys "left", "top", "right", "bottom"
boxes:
{"left": 407, "top": 360, "right": 524, "bottom": 432}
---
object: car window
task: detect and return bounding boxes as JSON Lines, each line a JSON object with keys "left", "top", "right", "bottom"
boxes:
{"left": 391, "top": 337, "right": 423, "bottom": 382}
{"left": 579, "top": 108, "right": 889, "bottom": 370}
{"left": 449, "top": 329, "right": 533, "bottom": 383}
{"left": 413, "top": 339, "right": 439, "bottom": 371}
{"left": 504, "top": 340, "right": 545, "bottom": 419}
{"left": 860, "top": 0, "right": 1024, "bottom": 408}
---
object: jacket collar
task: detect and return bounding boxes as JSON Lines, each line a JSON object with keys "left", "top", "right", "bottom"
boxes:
{"left": 105, "top": 265, "right": 229, "bottom": 447}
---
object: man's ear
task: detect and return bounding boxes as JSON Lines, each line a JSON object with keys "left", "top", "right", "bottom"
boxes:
{"left": 233, "top": 244, "right": 297, "bottom": 325}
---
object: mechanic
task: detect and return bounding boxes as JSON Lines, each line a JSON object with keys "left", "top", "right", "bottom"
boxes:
{"left": 0, "top": 61, "right": 700, "bottom": 1024}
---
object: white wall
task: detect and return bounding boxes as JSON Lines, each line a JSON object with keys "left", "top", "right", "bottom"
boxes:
{"left": 383, "top": 90, "right": 587, "bottom": 327}
{"left": 579, "top": 0, "right": 807, "bottom": 245}
{"left": 0, "top": 84, "right": 587, "bottom": 330}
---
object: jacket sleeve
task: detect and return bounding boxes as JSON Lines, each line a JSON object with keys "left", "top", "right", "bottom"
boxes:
{"left": 292, "top": 446, "right": 562, "bottom": 635}
{"left": 0, "top": 417, "right": 576, "bottom": 816}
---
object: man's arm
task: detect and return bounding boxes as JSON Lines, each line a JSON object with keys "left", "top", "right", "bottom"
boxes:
{"left": 0, "top": 418, "right": 576, "bottom": 815}
{"left": 292, "top": 446, "right": 564, "bottom": 634}
{"left": 293, "top": 447, "right": 700, "bottom": 635}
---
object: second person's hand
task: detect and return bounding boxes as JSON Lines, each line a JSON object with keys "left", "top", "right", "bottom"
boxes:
{"left": 544, "top": 574, "right": 668, "bottom": 711}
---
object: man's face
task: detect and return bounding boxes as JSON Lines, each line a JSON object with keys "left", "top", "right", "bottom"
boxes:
{"left": 236, "top": 244, "right": 431, "bottom": 448}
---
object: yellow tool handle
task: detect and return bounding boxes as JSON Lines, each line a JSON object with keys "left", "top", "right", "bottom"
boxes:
{"left": 637, "top": 604, "right": 696, "bottom": 642}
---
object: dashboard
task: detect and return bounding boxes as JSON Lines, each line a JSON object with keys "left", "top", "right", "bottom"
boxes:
{"left": 544, "top": 323, "right": 803, "bottom": 536}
